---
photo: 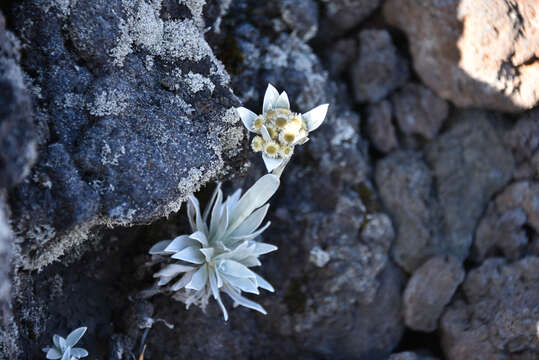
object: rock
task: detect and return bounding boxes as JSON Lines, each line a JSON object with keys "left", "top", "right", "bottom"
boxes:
{"left": 280, "top": 0, "right": 319, "bottom": 41}
{"left": 391, "top": 83, "right": 449, "bottom": 140}
{"left": 321, "top": 0, "right": 382, "bottom": 35}
{"left": 441, "top": 257, "right": 539, "bottom": 359}
{"left": 0, "top": 11, "right": 36, "bottom": 189}
{"left": 504, "top": 110, "right": 539, "bottom": 164}
{"left": 389, "top": 352, "right": 439, "bottom": 360}
{"left": 375, "top": 151, "right": 443, "bottom": 272}
{"left": 325, "top": 38, "right": 357, "bottom": 77}
{"left": 9, "top": 0, "right": 244, "bottom": 270}
{"left": 0, "top": 199, "right": 12, "bottom": 320}
{"left": 403, "top": 256, "right": 464, "bottom": 332}
{"left": 384, "top": 0, "right": 539, "bottom": 112}
{"left": 351, "top": 29, "right": 409, "bottom": 103}
{"left": 425, "top": 111, "right": 514, "bottom": 262}
{"left": 474, "top": 181, "right": 539, "bottom": 261}
{"left": 366, "top": 100, "right": 398, "bottom": 153}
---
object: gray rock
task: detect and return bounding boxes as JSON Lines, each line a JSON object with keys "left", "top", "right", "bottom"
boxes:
{"left": 474, "top": 181, "right": 539, "bottom": 261}
{"left": 366, "top": 100, "right": 398, "bottom": 153}
{"left": 375, "top": 150, "right": 443, "bottom": 272}
{"left": 384, "top": 0, "right": 539, "bottom": 112}
{"left": 0, "top": 12, "right": 36, "bottom": 189}
{"left": 352, "top": 30, "right": 409, "bottom": 103}
{"left": 280, "top": 0, "right": 319, "bottom": 41}
{"left": 389, "top": 352, "right": 439, "bottom": 360}
{"left": 9, "top": 0, "right": 244, "bottom": 270}
{"left": 441, "top": 257, "right": 539, "bottom": 359}
{"left": 403, "top": 256, "right": 464, "bottom": 332}
{"left": 504, "top": 110, "right": 539, "bottom": 164}
{"left": 425, "top": 111, "right": 514, "bottom": 262}
{"left": 321, "top": 0, "right": 382, "bottom": 34}
{"left": 391, "top": 83, "right": 449, "bottom": 140}
{"left": 325, "top": 38, "right": 357, "bottom": 77}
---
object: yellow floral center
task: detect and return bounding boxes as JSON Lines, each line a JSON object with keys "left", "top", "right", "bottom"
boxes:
{"left": 253, "top": 116, "right": 264, "bottom": 130}
{"left": 264, "top": 141, "right": 280, "bottom": 157}
{"left": 283, "top": 131, "right": 296, "bottom": 144}
{"left": 275, "top": 116, "right": 288, "bottom": 128}
{"left": 280, "top": 145, "right": 293, "bottom": 157}
{"left": 251, "top": 136, "right": 264, "bottom": 152}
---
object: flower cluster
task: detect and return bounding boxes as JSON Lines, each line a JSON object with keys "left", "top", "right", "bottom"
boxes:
{"left": 149, "top": 174, "right": 280, "bottom": 320}
{"left": 237, "top": 84, "right": 329, "bottom": 173}
{"left": 42, "top": 327, "right": 88, "bottom": 360}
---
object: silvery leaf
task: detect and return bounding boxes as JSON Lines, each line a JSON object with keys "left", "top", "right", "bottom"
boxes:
{"left": 262, "top": 153, "right": 284, "bottom": 173}
{"left": 61, "top": 347, "right": 71, "bottom": 360}
{"left": 53, "top": 335, "right": 61, "bottom": 348}
{"left": 252, "top": 242, "right": 278, "bottom": 256}
{"left": 66, "top": 327, "right": 86, "bottom": 347}
{"left": 46, "top": 348, "right": 62, "bottom": 360}
{"left": 185, "top": 264, "right": 208, "bottom": 291}
{"left": 260, "top": 125, "right": 271, "bottom": 142}
{"left": 227, "top": 174, "right": 280, "bottom": 233}
{"left": 203, "top": 183, "right": 221, "bottom": 222}
{"left": 225, "top": 188, "right": 242, "bottom": 214}
{"left": 217, "top": 260, "right": 257, "bottom": 279}
{"left": 155, "top": 264, "right": 194, "bottom": 278}
{"left": 148, "top": 240, "right": 172, "bottom": 255}
{"left": 199, "top": 248, "right": 215, "bottom": 261}
{"left": 58, "top": 337, "right": 67, "bottom": 352}
{"left": 209, "top": 271, "right": 228, "bottom": 321}
{"left": 170, "top": 270, "right": 195, "bottom": 291}
{"left": 189, "top": 231, "right": 208, "bottom": 247}
{"left": 171, "top": 246, "right": 204, "bottom": 264}
{"left": 303, "top": 104, "right": 329, "bottom": 132}
{"left": 239, "top": 256, "right": 262, "bottom": 267}
{"left": 274, "top": 91, "right": 290, "bottom": 109}
{"left": 71, "top": 347, "right": 89, "bottom": 358}
{"left": 263, "top": 84, "right": 279, "bottom": 113}
{"left": 209, "top": 187, "right": 224, "bottom": 236}
{"left": 230, "top": 204, "right": 269, "bottom": 239}
{"left": 229, "top": 221, "right": 271, "bottom": 242}
{"left": 165, "top": 235, "right": 197, "bottom": 253}
{"left": 236, "top": 107, "right": 258, "bottom": 132}
{"left": 188, "top": 195, "right": 208, "bottom": 235}
{"left": 222, "top": 274, "right": 259, "bottom": 294}
{"left": 255, "top": 273, "right": 274, "bottom": 292}
{"left": 223, "top": 284, "right": 267, "bottom": 315}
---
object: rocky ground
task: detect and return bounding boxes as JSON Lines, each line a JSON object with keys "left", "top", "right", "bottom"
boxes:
{"left": 0, "top": 0, "right": 538, "bottom": 359}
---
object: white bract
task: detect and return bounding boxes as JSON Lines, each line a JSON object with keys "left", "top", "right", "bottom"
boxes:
{"left": 237, "top": 83, "right": 329, "bottom": 173}
{"left": 42, "top": 327, "right": 88, "bottom": 360}
{"left": 149, "top": 174, "right": 280, "bottom": 321}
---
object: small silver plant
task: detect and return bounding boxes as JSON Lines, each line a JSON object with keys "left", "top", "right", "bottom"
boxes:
{"left": 237, "top": 83, "right": 329, "bottom": 175}
{"left": 42, "top": 327, "right": 88, "bottom": 360}
{"left": 149, "top": 174, "right": 280, "bottom": 320}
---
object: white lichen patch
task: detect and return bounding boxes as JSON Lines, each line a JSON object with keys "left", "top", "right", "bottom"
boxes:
{"left": 24, "top": 224, "right": 56, "bottom": 246}
{"left": 100, "top": 142, "right": 126, "bottom": 166}
{"left": 309, "top": 246, "right": 331, "bottom": 267}
{"left": 89, "top": 89, "right": 129, "bottom": 117}
{"left": 184, "top": 72, "right": 215, "bottom": 93}
{"left": 180, "top": 0, "right": 206, "bottom": 28}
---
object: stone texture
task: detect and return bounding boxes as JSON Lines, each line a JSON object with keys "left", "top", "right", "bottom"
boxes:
{"left": 325, "top": 38, "right": 357, "bottom": 77}
{"left": 403, "top": 256, "right": 465, "bottom": 332}
{"left": 389, "top": 352, "right": 439, "bottom": 360}
{"left": 352, "top": 29, "right": 409, "bottom": 103}
{"left": 384, "top": 0, "right": 539, "bottom": 112}
{"left": 425, "top": 111, "right": 514, "bottom": 262}
{"left": 280, "top": 0, "right": 319, "bottom": 41}
{"left": 0, "top": 12, "right": 36, "bottom": 189}
{"left": 391, "top": 83, "right": 449, "bottom": 140}
{"left": 376, "top": 151, "right": 443, "bottom": 272}
{"left": 441, "top": 257, "right": 539, "bottom": 359}
{"left": 9, "top": 0, "right": 244, "bottom": 271}
{"left": 321, "top": 0, "right": 382, "bottom": 34}
{"left": 474, "top": 181, "right": 539, "bottom": 261}
{"left": 366, "top": 100, "right": 398, "bottom": 154}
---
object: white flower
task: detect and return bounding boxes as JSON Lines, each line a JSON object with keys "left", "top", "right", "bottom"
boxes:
{"left": 42, "top": 327, "right": 88, "bottom": 360}
{"left": 149, "top": 174, "right": 280, "bottom": 321}
{"left": 236, "top": 83, "right": 329, "bottom": 173}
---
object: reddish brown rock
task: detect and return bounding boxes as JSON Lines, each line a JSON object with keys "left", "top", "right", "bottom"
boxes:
{"left": 384, "top": 0, "right": 539, "bottom": 112}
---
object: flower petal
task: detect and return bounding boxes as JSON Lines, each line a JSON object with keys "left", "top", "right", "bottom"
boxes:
{"left": 274, "top": 91, "right": 290, "bottom": 109}
{"left": 209, "top": 271, "right": 228, "bottom": 321}
{"left": 217, "top": 259, "right": 257, "bottom": 278}
{"left": 171, "top": 246, "right": 204, "bottom": 264}
{"left": 66, "top": 327, "right": 86, "bottom": 347}
{"left": 223, "top": 283, "right": 267, "bottom": 315}
{"left": 236, "top": 107, "right": 258, "bottom": 132}
{"left": 227, "top": 174, "right": 280, "bottom": 234}
{"left": 186, "top": 264, "right": 209, "bottom": 291}
{"left": 263, "top": 83, "right": 279, "bottom": 113}
{"left": 303, "top": 104, "right": 329, "bottom": 132}
{"left": 262, "top": 153, "right": 284, "bottom": 173}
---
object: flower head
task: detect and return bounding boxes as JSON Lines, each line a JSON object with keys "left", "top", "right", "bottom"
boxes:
{"left": 236, "top": 84, "right": 329, "bottom": 173}
{"left": 149, "top": 174, "right": 280, "bottom": 321}
{"left": 42, "top": 327, "right": 88, "bottom": 360}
